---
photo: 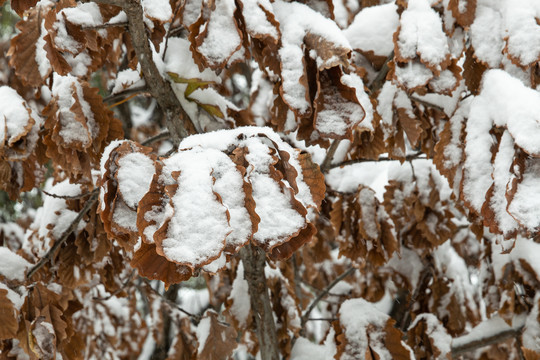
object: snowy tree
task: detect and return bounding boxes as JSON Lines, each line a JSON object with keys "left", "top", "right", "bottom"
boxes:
{"left": 0, "top": 0, "right": 540, "bottom": 359}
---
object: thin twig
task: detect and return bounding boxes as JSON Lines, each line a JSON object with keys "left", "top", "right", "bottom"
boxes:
{"left": 42, "top": 189, "right": 95, "bottom": 200}
{"left": 320, "top": 139, "right": 342, "bottom": 173}
{"left": 26, "top": 189, "right": 100, "bottom": 279}
{"left": 329, "top": 152, "right": 425, "bottom": 169}
{"left": 103, "top": 86, "right": 149, "bottom": 104}
{"left": 139, "top": 278, "right": 201, "bottom": 321}
{"left": 162, "top": 1, "right": 183, "bottom": 60}
{"left": 82, "top": 22, "right": 128, "bottom": 30}
{"left": 93, "top": 270, "right": 137, "bottom": 301}
{"left": 141, "top": 131, "right": 171, "bottom": 146}
{"left": 300, "top": 267, "right": 356, "bottom": 329}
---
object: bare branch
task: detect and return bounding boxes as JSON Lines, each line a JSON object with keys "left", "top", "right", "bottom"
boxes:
{"left": 81, "top": 22, "right": 128, "bottom": 30}
{"left": 239, "top": 245, "right": 279, "bottom": 360}
{"left": 94, "top": 0, "right": 195, "bottom": 145}
{"left": 320, "top": 139, "right": 342, "bottom": 173}
{"left": 42, "top": 189, "right": 96, "bottom": 200}
{"left": 26, "top": 189, "right": 100, "bottom": 279}
{"left": 103, "top": 86, "right": 149, "bottom": 104}
{"left": 141, "top": 131, "right": 171, "bottom": 146}
{"left": 300, "top": 266, "right": 356, "bottom": 329}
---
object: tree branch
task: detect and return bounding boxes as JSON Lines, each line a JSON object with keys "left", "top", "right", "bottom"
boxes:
{"left": 300, "top": 266, "right": 356, "bottom": 330}
{"left": 239, "top": 245, "right": 279, "bottom": 360}
{"left": 451, "top": 325, "right": 525, "bottom": 356}
{"left": 26, "top": 189, "right": 99, "bottom": 279}
{"left": 95, "top": 0, "right": 194, "bottom": 145}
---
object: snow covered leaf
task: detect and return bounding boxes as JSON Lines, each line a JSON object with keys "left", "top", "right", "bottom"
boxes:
{"left": 331, "top": 185, "right": 399, "bottom": 267}
{"left": 448, "top": 0, "right": 477, "bottom": 28}
{"left": 188, "top": 0, "right": 244, "bottom": 71}
{"left": 100, "top": 128, "right": 323, "bottom": 285}
{"left": 196, "top": 310, "right": 238, "bottom": 360}
{"left": 343, "top": 3, "right": 399, "bottom": 62}
{"left": 43, "top": 75, "right": 123, "bottom": 182}
{"left": 99, "top": 140, "right": 156, "bottom": 250}
{"left": 0, "top": 86, "right": 45, "bottom": 199}
{"left": 0, "top": 289, "right": 19, "bottom": 340}
{"left": 452, "top": 70, "right": 540, "bottom": 237}
{"left": 0, "top": 86, "right": 42, "bottom": 161}
{"left": 334, "top": 298, "right": 413, "bottom": 360}
{"left": 406, "top": 313, "right": 452, "bottom": 360}
{"left": 392, "top": 0, "right": 460, "bottom": 93}
{"left": 311, "top": 68, "right": 368, "bottom": 141}
{"left": 502, "top": 1, "right": 540, "bottom": 69}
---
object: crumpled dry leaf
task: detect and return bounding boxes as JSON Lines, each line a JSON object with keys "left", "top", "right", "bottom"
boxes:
{"left": 196, "top": 310, "right": 238, "bottom": 360}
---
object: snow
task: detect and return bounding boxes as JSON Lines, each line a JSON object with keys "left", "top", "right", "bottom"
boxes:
{"left": 112, "top": 68, "right": 144, "bottom": 95}
{"left": 51, "top": 74, "right": 94, "bottom": 146}
{"left": 0, "top": 283, "right": 26, "bottom": 310}
{"left": 441, "top": 98, "right": 470, "bottom": 169}
{"left": 0, "top": 86, "right": 40, "bottom": 151}
{"left": 338, "top": 298, "right": 404, "bottom": 360}
{"left": 503, "top": 0, "right": 540, "bottom": 67}
{"left": 522, "top": 293, "right": 540, "bottom": 351}
{"left": 408, "top": 314, "right": 451, "bottom": 356}
{"left": 479, "top": 70, "right": 540, "bottom": 156}
{"left": 37, "top": 180, "right": 84, "bottom": 242}
{"left": 164, "top": 38, "right": 220, "bottom": 83}
{"left": 344, "top": 3, "right": 399, "bottom": 56}
{"left": 242, "top": 0, "right": 279, "bottom": 39}
{"left": 141, "top": 0, "right": 172, "bottom": 22}
{"left": 340, "top": 72, "right": 373, "bottom": 131}
{"left": 160, "top": 148, "right": 231, "bottom": 267}
{"left": 196, "top": 315, "right": 212, "bottom": 354}
{"left": 61, "top": 2, "right": 103, "bottom": 27}
{"left": 272, "top": 0, "right": 352, "bottom": 114}
{"left": 396, "top": 0, "right": 450, "bottom": 67}
{"left": 196, "top": 0, "right": 242, "bottom": 67}
{"left": 290, "top": 328, "right": 336, "bottom": 360}
{"left": 117, "top": 152, "right": 155, "bottom": 209}
{"left": 470, "top": 3, "right": 504, "bottom": 67}
{"left": 394, "top": 62, "right": 433, "bottom": 90}
{"left": 36, "top": 20, "right": 51, "bottom": 78}
{"left": 491, "top": 237, "right": 540, "bottom": 284}
{"left": 0, "top": 247, "right": 31, "bottom": 282}
{"left": 489, "top": 131, "right": 518, "bottom": 235}
{"left": 452, "top": 314, "right": 526, "bottom": 349}
{"left": 462, "top": 95, "right": 495, "bottom": 213}
{"left": 227, "top": 262, "right": 251, "bottom": 327}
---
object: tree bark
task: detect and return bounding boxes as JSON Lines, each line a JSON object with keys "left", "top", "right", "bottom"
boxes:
{"left": 239, "top": 245, "right": 279, "bottom": 360}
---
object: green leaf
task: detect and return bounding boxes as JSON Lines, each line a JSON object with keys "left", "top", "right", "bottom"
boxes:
{"left": 167, "top": 72, "right": 214, "bottom": 97}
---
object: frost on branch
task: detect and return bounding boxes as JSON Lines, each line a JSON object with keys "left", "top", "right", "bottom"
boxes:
{"left": 99, "top": 127, "right": 324, "bottom": 286}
